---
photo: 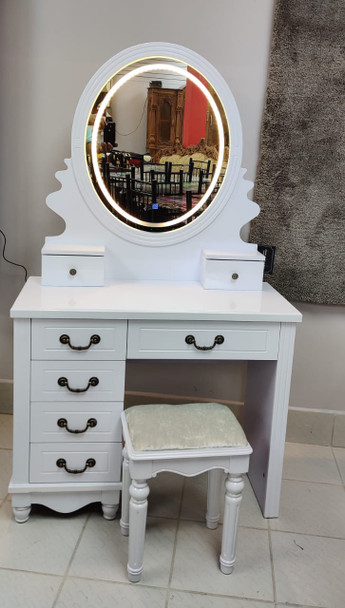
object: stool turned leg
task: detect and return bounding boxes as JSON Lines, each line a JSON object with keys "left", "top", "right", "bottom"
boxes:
{"left": 206, "top": 469, "right": 223, "bottom": 529}
{"left": 219, "top": 474, "right": 244, "bottom": 574}
{"left": 120, "top": 447, "right": 130, "bottom": 536}
{"left": 127, "top": 479, "right": 150, "bottom": 583}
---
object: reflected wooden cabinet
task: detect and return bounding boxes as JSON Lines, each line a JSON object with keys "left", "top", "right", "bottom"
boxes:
{"left": 146, "top": 87, "right": 185, "bottom": 160}
{"left": 205, "top": 89, "right": 229, "bottom": 149}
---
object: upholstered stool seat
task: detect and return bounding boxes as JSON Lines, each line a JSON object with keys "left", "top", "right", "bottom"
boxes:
{"left": 120, "top": 402, "right": 252, "bottom": 583}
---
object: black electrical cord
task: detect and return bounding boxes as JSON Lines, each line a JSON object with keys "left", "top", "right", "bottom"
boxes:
{"left": 0, "top": 228, "right": 28, "bottom": 282}
{"left": 116, "top": 99, "right": 148, "bottom": 137}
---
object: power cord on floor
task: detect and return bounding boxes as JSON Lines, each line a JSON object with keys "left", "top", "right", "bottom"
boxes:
{"left": 0, "top": 228, "right": 28, "bottom": 282}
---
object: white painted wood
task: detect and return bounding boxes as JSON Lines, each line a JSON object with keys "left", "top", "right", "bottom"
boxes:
{"left": 42, "top": 245, "right": 105, "bottom": 256}
{"left": 128, "top": 479, "right": 150, "bottom": 583}
{"left": 30, "top": 442, "right": 122, "bottom": 483}
{"left": 120, "top": 447, "right": 130, "bottom": 536}
{"left": 101, "top": 503, "right": 118, "bottom": 520}
{"left": 9, "top": 278, "right": 301, "bottom": 520}
{"left": 9, "top": 44, "right": 302, "bottom": 525}
{"left": 206, "top": 469, "right": 223, "bottom": 529}
{"left": 31, "top": 360, "right": 125, "bottom": 402}
{"left": 43, "top": 43, "right": 262, "bottom": 285}
{"left": 202, "top": 257, "right": 264, "bottom": 291}
{"left": 12, "top": 506, "right": 31, "bottom": 523}
{"left": 11, "top": 489, "right": 120, "bottom": 522}
{"left": 127, "top": 320, "right": 279, "bottom": 360}
{"left": 10, "top": 481, "right": 122, "bottom": 494}
{"left": 11, "top": 319, "right": 31, "bottom": 484}
{"left": 30, "top": 401, "right": 123, "bottom": 443}
{"left": 32, "top": 318, "right": 127, "bottom": 360}
{"left": 219, "top": 474, "right": 244, "bottom": 574}
{"left": 41, "top": 252, "right": 104, "bottom": 287}
{"left": 121, "top": 409, "right": 250, "bottom": 581}
{"left": 243, "top": 323, "right": 297, "bottom": 517}
{"left": 11, "top": 278, "right": 302, "bottom": 323}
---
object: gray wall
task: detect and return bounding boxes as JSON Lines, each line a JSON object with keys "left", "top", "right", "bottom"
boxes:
{"left": 1, "top": 0, "right": 344, "bottom": 414}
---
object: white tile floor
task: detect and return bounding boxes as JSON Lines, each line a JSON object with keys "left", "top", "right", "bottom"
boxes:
{"left": 0, "top": 412, "right": 344, "bottom": 608}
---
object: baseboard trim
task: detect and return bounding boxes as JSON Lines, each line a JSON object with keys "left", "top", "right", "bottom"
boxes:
{"left": 0, "top": 380, "right": 13, "bottom": 415}
{"left": 124, "top": 390, "right": 243, "bottom": 407}
{"left": 286, "top": 407, "right": 345, "bottom": 447}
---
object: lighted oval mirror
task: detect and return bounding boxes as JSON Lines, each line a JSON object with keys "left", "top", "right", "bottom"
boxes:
{"left": 85, "top": 57, "right": 230, "bottom": 232}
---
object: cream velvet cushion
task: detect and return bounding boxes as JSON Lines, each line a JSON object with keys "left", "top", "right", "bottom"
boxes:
{"left": 125, "top": 403, "right": 249, "bottom": 451}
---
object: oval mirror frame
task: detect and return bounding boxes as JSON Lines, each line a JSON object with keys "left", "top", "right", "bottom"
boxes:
{"left": 90, "top": 61, "right": 225, "bottom": 230}
{"left": 71, "top": 43, "right": 243, "bottom": 247}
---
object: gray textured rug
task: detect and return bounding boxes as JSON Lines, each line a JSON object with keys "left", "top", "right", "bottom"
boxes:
{"left": 250, "top": 1, "right": 345, "bottom": 304}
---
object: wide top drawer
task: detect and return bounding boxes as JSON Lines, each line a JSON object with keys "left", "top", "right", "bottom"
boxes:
{"left": 127, "top": 321, "right": 280, "bottom": 360}
{"left": 32, "top": 319, "right": 127, "bottom": 360}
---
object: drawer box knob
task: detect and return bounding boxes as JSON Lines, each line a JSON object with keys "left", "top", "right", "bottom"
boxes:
{"left": 59, "top": 333, "right": 101, "bottom": 351}
{"left": 185, "top": 334, "right": 224, "bottom": 351}
{"left": 57, "top": 376, "right": 99, "bottom": 393}
{"left": 56, "top": 457, "right": 96, "bottom": 474}
{"left": 232, "top": 273, "right": 239, "bottom": 280}
{"left": 69, "top": 268, "right": 77, "bottom": 276}
{"left": 57, "top": 417, "right": 98, "bottom": 434}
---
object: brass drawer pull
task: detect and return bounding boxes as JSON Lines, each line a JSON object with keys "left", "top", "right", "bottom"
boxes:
{"left": 57, "top": 376, "right": 99, "bottom": 393}
{"left": 59, "top": 333, "right": 101, "bottom": 350}
{"left": 57, "top": 417, "right": 97, "bottom": 434}
{"left": 185, "top": 334, "right": 224, "bottom": 351}
{"left": 56, "top": 457, "right": 96, "bottom": 474}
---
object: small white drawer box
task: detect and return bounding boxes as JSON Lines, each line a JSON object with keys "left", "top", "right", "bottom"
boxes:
{"left": 201, "top": 251, "right": 265, "bottom": 291}
{"left": 41, "top": 244, "right": 105, "bottom": 287}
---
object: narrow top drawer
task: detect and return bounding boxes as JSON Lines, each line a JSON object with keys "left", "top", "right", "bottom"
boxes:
{"left": 127, "top": 321, "right": 280, "bottom": 360}
{"left": 32, "top": 319, "right": 127, "bottom": 360}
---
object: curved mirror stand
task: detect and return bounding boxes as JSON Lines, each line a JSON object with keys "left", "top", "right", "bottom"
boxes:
{"left": 85, "top": 57, "right": 230, "bottom": 232}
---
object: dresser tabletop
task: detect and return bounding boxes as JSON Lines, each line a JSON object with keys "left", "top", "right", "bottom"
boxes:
{"left": 11, "top": 277, "right": 302, "bottom": 323}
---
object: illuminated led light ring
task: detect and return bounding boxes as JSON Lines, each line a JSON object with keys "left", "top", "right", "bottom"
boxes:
{"left": 91, "top": 63, "right": 225, "bottom": 229}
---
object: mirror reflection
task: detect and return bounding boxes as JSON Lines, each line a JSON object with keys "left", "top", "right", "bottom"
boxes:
{"left": 86, "top": 58, "right": 230, "bottom": 232}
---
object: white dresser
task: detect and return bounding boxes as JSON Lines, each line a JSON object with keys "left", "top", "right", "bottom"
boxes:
{"left": 9, "top": 43, "right": 302, "bottom": 522}
{"left": 9, "top": 278, "right": 301, "bottom": 521}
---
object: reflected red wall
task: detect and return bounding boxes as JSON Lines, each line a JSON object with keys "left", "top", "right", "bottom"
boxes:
{"left": 182, "top": 67, "right": 208, "bottom": 147}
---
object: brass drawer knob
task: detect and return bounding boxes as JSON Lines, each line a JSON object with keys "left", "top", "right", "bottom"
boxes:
{"left": 232, "top": 273, "right": 239, "bottom": 280}
{"left": 69, "top": 268, "right": 77, "bottom": 276}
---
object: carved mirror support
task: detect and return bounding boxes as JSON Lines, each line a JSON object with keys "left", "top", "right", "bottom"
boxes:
{"left": 42, "top": 43, "right": 263, "bottom": 287}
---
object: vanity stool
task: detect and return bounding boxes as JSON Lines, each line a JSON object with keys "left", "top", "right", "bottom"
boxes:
{"left": 120, "top": 402, "right": 252, "bottom": 583}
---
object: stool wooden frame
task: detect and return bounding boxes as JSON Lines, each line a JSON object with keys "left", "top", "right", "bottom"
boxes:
{"left": 120, "top": 408, "right": 252, "bottom": 583}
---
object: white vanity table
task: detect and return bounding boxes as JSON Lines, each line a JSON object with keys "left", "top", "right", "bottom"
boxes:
{"left": 9, "top": 43, "right": 301, "bottom": 522}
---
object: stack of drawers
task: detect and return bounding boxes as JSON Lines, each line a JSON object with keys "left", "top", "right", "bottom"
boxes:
{"left": 29, "top": 318, "right": 126, "bottom": 513}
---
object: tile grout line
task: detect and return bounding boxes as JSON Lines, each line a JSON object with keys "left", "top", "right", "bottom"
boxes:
{"left": 0, "top": 495, "right": 10, "bottom": 509}
{"left": 330, "top": 414, "right": 335, "bottom": 447}
{"left": 51, "top": 511, "right": 92, "bottom": 608}
{"left": 267, "top": 520, "right": 277, "bottom": 605}
{"left": 164, "top": 477, "right": 186, "bottom": 608}
{"left": 282, "top": 476, "right": 343, "bottom": 487}
{"left": 331, "top": 445, "right": 345, "bottom": 487}
{"left": 268, "top": 527, "right": 345, "bottom": 542}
